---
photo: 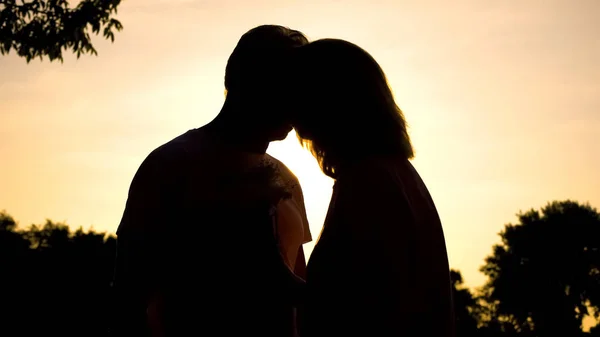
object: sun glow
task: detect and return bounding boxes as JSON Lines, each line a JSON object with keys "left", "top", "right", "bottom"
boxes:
{"left": 267, "top": 130, "right": 334, "bottom": 256}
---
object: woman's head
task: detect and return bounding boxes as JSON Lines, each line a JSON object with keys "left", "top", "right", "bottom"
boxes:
{"left": 291, "top": 39, "right": 414, "bottom": 178}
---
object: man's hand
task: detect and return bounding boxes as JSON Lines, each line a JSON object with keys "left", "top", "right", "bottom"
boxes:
{"left": 147, "top": 293, "right": 165, "bottom": 337}
{"left": 293, "top": 247, "right": 307, "bottom": 280}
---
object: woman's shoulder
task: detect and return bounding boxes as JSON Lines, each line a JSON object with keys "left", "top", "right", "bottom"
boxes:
{"left": 334, "top": 156, "right": 426, "bottom": 207}
{"left": 339, "top": 156, "right": 408, "bottom": 183}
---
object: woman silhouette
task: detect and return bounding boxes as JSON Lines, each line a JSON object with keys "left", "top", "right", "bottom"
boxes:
{"left": 291, "top": 39, "right": 455, "bottom": 337}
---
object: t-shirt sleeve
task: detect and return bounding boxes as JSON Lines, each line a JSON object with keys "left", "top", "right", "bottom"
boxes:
{"left": 291, "top": 181, "right": 312, "bottom": 244}
{"left": 266, "top": 154, "right": 313, "bottom": 244}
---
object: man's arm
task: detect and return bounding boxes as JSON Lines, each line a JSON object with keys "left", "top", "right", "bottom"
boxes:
{"left": 111, "top": 152, "right": 166, "bottom": 337}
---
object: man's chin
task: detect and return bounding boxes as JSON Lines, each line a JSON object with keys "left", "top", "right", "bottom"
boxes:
{"left": 270, "top": 132, "right": 290, "bottom": 142}
{"left": 269, "top": 127, "right": 293, "bottom": 142}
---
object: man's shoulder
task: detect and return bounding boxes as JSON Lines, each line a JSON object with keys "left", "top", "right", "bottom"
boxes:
{"left": 130, "top": 129, "right": 204, "bottom": 185}
{"left": 265, "top": 154, "right": 312, "bottom": 242}
{"left": 264, "top": 153, "right": 304, "bottom": 203}
{"left": 265, "top": 154, "right": 299, "bottom": 183}
{"left": 142, "top": 129, "right": 207, "bottom": 168}
{"left": 151, "top": 129, "right": 198, "bottom": 158}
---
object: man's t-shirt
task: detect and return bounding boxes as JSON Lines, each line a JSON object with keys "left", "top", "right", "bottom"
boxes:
{"left": 112, "top": 127, "right": 311, "bottom": 336}
{"left": 116, "top": 127, "right": 311, "bottom": 267}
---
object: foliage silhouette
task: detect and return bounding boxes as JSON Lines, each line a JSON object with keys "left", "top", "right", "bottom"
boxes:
{"left": 0, "top": 210, "right": 116, "bottom": 336}
{"left": 480, "top": 200, "right": 600, "bottom": 336}
{"left": 451, "top": 269, "right": 481, "bottom": 336}
{"left": 0, "top": 0, "right": 122, "bottom": 62}
{"left": 1, "top": 199, "right": 599, "bottom": 336}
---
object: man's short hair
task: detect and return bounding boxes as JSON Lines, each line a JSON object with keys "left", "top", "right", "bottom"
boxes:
{"left": 224, "top": 25, "right": 308, "bottom": 95}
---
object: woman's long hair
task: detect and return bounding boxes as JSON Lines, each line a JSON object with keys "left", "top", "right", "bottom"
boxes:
{"left": 291, "top": 39, "right": 414, "bottom": 179}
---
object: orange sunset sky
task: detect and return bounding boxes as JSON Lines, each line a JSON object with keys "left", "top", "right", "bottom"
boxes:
{"left": 1, "top": 0, "right": 599, "bottom": 289}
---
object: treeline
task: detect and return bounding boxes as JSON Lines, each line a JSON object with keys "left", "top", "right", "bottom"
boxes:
{"left": 0, "top": 216, "right": 116, "bottom": 336}
{"left": 0, "top": 200, "right": 599, "bottom": 336}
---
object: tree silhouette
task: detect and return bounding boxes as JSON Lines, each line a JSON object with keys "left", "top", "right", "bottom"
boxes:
{"left": 450, "top": 270, "right": 514, "bottom": 337}
{"left": 0, "top": 211, "right": 116, "bottom": 336}
{"left": 451, "top": 269, "right": 481, "bottom": 336}
{"left": 480, "top": 200, "right": 600, "bottom": 336}
{"left": 0, "top": 0, "right": 123, "bottom": 62}
{"left": 0, "top": 209, "right": 17, "bottom": 231}
{"left": 3, "top": 199, "right": 597, "bottom": 336}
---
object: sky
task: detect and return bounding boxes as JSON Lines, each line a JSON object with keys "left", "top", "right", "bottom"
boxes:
{"left": 1, "top": 0, "right": 599, "bottom": 291}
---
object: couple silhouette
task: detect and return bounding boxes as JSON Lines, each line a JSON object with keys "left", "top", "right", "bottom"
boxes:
{"left": 111, "top": 25, "right": 454, "bottom": 337}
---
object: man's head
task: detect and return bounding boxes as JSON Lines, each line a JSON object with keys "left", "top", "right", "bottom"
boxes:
{"left": 223, "top": 25, "right": 308, "bottom": 141}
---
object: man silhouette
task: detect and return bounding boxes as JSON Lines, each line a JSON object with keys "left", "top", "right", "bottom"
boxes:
{"left": 111, "top": 25, "right": 311, "bottom": 337}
